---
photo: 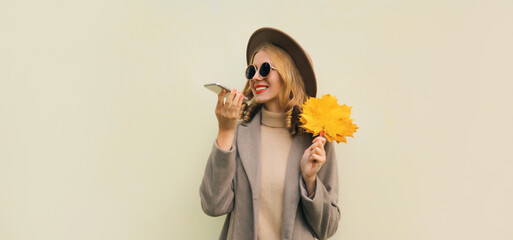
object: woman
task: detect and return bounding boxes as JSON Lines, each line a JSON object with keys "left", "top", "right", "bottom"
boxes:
{"left": 200, "top": 28, "right": 340, "bottom": 240}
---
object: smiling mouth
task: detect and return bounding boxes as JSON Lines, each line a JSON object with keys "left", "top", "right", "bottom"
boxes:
{"left": 254, "top": 85, "right": 268, "bottom": 94}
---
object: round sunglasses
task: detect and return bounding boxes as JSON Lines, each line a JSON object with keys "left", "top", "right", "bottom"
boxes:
{"left": 245, "top": 62, "right": 278, "bottom": 80}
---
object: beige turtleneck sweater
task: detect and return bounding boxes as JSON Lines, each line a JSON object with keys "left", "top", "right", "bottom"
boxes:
{"left": 257, "top": 108, "right": 293, "bottom": 240}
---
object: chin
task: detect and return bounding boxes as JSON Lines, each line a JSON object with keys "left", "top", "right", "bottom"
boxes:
{"left": 254, "top": 96, "right": 271, "bottom": 104}
{"left": 251, "top": 90, "right": 278, "bottom": 104}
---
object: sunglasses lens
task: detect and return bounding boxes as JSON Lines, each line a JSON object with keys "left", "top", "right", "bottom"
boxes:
{"left": 259, "top": 62, "right": 271, "bottom": 77}
{"left": 245, "top": 65, "right": 256, "bottom": 79}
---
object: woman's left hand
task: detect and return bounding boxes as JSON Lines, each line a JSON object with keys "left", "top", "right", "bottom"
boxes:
{"left": 300, "top": 136, "right": 327, "bottom": 195}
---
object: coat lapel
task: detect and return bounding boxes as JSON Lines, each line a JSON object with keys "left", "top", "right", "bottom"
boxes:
{"left": 281, "top": 134, "right": 311, "bottom": 238}
{"left": 237, "top": 111, "right": 262, "bottom": 199}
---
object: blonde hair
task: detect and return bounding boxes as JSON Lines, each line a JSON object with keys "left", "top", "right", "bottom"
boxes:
{"left": 240, "top": 43, "right": 308, "bottom": 135}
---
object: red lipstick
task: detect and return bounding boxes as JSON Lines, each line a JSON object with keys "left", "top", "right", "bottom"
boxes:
{"left": 254, "top": 85, "right": 268, "bottom": 94}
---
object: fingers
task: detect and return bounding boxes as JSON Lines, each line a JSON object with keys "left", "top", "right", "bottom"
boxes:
{"left": 308, "top": 141, "right": 326, "bottom": 154}
{"left": 311, "top": 152, "right": 326, "bottom": 165}
{"left": 216, "top": 89, "right": 227, "bottom": 111}
{"left": 313, "top": 136, "right": 326, "bottom": 147}
{"left": 309, "top": 145, "right": 326, "bottom": 167}
{"left": 302, "top": 137, "right": 328, "bottom": 178}
{"left": 233, "top": 91, "right": 244, "bottom": 114}
{"left": 223, "top": 89, "right": 236, "bottom": 110}
{"left": 237, "top": 91, "right": 244, "bottom": 106}
{"left": 311, "top": 146, "right": 325, "bottom": 155}
{"left": 230, "top": 91, "right": 242, "bottom": 109}
{"left": 311, "top": 146, "right": 326, "bottom": 159}
{"left": 306, "top": 141, "right": 318, "bottom": 152}
{"left": 217, "top": 89, "right": 244, "bottom": 118}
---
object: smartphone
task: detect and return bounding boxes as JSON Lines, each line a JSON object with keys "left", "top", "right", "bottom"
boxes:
{"left": 204, "top": 83, "right": 248, "bottom": 102}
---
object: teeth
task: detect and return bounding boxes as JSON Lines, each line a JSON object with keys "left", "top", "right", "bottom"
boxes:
{"left": 255, "top": 87, "right": 268, "bottom": 91}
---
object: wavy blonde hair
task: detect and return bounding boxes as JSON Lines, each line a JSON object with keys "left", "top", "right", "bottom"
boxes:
{"left": 240, "top": 43, "right": 308, "bottom": 135}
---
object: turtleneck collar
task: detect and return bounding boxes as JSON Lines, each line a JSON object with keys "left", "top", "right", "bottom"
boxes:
{"left": 261, "top": 107, "right": 287, "bottom": 128}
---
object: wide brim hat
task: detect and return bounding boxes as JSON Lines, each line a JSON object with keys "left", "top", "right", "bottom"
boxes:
{"left": 246, "top": 27, "right": 317, "bottom": 98}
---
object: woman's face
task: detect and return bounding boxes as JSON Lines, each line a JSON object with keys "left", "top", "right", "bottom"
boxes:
{"left": 250, "top": 50, "right": 282, "bottom": 111}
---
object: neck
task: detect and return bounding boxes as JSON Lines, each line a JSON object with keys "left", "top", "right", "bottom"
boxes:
{"left": 264, "top": 99, "right": 282, "bottom": 113}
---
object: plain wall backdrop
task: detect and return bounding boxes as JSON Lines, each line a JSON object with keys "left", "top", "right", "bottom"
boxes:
{"left": 1, "top": 0, "right": 512, "bottom": 239}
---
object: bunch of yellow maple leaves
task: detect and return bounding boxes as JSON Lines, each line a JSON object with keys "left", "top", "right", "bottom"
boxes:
{"left": 299, "top": 94, "right": 359, "bottom": 143}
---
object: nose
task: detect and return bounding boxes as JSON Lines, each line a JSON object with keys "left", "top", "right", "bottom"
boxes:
{"left": 251, "top": 69, "right": 264, "bottom": 84}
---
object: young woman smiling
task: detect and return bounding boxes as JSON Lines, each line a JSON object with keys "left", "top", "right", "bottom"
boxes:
{"left": 200, "top": 28, "right": 340, "bottom": 240}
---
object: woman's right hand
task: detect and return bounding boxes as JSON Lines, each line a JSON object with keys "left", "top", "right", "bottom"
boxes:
{"left": 215, "top": 89, "right": 244, "bottom": 150}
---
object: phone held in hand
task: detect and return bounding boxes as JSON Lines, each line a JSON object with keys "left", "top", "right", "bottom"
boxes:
{"left": 204, "top": 83, "right": 248, "bottom": 102}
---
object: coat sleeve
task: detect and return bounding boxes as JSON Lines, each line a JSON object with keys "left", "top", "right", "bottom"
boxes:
{"left": 199, "top": 139, "right": 237, "bottom": 217}
{"left": 299, "top": 141, "right": 340, "bottom": 239}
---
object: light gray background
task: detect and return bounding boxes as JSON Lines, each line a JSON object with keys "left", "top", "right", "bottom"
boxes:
{"left": 1, "top": 0, "right": 512, "bottom": 239}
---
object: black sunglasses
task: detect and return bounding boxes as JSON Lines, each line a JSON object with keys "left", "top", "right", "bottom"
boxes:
{"left": 245, "top": 62, "right": 278, "bottom": 79}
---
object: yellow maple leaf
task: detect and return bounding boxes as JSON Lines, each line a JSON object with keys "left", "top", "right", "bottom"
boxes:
{"left": 300, "top": 94, "right": 359, "bottom": 143}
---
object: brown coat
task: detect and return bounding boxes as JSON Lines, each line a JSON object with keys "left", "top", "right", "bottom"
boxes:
{"left": 200, "top": 110, "right": 340, "bottom": 240}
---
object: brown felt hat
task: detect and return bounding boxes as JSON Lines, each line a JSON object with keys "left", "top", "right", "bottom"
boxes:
{"left": 246, "top": 27, "right": 317, "bottom": 98}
